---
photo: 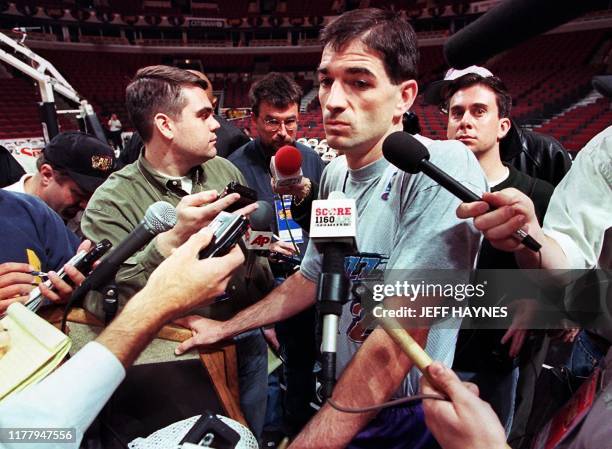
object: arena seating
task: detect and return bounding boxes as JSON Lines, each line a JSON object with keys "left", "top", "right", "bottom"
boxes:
{"left": 0, "top": 78, "right": 42, "bottom": 139}
{"left": 536, "top": 97, "right": 612, "bottom": 152}
{"left": 412, "top": 29, "right": 611, "bottom": 150}
{"left": 0, "top": 22, "right": 609, "bottom": 152}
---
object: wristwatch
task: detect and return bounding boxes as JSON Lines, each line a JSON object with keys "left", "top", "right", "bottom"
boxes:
{"left": 292, "top": 178, "right": 312, "bottom": 206}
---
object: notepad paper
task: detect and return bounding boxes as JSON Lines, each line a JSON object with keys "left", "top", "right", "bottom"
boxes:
{"left": 0, "top": 302, "right": 71, "bottom": 401}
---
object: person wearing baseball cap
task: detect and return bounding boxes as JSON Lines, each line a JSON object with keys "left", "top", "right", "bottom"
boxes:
{"left": 424, "top": 65, "right": 494, "bottom": 107}
{"left": 4, "top": 131, "right": 115, "bottom": 220}
{"left": 423, "top": 65, "right": 572, "bottom": 185}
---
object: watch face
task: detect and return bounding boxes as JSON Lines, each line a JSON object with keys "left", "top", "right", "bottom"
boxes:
{"left": 293, "top": 180, "right": 311, "bottom": 205}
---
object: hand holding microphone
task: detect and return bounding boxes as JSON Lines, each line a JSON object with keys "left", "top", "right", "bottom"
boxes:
{"left": 157, "top": 190, "right": 259, "bottom": 258}
{"left": 456, "top": 188, "right": 547, "bottom": 254}
{"left": 62, "top": 201, "right": 178, "bottom": 331}
{"left": 382, "top": 132, "right": 542, "bottom": 253}
{"left": 420, "top": 362, "right": 510, "bottom": 449}
{"left": 270, "top": 145, "right": 303, "bottom": 189}
{"left": 245, "top": 201, "right": 300, "bottom": 258}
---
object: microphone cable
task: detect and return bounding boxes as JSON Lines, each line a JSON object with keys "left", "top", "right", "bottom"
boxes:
{"left": 327, "top": 393, "right": 448, "bottom": 413}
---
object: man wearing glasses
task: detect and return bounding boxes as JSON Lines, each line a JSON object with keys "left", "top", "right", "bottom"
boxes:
{"left": 228, "top": 72, "right": 325, "bottom": 438}
{"left": 229, "top": 72, "right": 324, "bottom": 214}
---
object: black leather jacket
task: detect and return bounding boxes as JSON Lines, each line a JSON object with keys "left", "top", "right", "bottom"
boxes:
{"left": 500, "top": 120, "right": 572, "bottom": 186}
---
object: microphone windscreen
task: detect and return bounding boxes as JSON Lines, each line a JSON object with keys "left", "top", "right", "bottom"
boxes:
{"left": 443, "top": 0, "right": 600, "bottom": 69}
{"left": 144, "top": 201, "right": 177, "bottom": 234}
{"left": 382, "top": 131, "right": 430, "bottom": 174}
{"left": 128, "top": 414, "right": 258, "bottom": 449}
{"left": 275, "top": 146, "right": 302, "bottom": 175}
{"left": 249, "top": 201, "right": 275, "bottom": 231}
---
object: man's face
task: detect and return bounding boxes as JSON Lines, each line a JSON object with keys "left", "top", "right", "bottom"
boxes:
{"left": 253, "top": 101, "right": 298, "bottom": 152}
{"left": 446, "top": 84, "right": 510, "bottom": 158}
{"left": 317, "top": 39, "right": 415, "bottom": 159}
{"left": 171, "top": 85, "right": 220, "bottom": 162}
{"left": 44, "top": 173, "right": 89, "bottom": 220}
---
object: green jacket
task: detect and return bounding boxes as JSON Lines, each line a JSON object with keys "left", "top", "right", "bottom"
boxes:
{"left": 81, "top": 153, "right": 274, "bottom": 320}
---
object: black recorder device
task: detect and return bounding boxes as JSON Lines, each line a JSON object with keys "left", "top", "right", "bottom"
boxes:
{"left": 220, "top": 181, "right": 258, "bottom": 212}
{"left": 66, "top": 239, "right": 113, "bottom": 279}
{"left": 24, "top": 239, "right": 112, "bottom": 312}
{"left": 199, "top": 212, "right": 249, "bottom": 259}
{"left": 179, "top": 411, "right": 240, "bottom": 448}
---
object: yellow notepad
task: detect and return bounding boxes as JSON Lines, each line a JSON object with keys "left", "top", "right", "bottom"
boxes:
{"left": 0, "top": 302, "right": 71, "bottom": 401}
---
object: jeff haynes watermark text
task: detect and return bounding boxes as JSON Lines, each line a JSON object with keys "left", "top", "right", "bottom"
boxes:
{"left": 370, "top": 280, "right": 508, "bottom": 319}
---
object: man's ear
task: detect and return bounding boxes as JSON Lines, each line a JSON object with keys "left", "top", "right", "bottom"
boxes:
{"left": 38, "top": 164, "right": 54, "bottom": 186}
{"left": 395, "top": 80, "right": 419, "bottom": 119}
{"left": 153, "top": 113, "right": 175, "bottom": 140}
{"left": 498, "top": 117, "right": 511, "bottom": 140}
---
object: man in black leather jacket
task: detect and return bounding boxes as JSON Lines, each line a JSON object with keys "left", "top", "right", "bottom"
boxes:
{"left": 500, "top": 119, "right": 572, "bottom": 186}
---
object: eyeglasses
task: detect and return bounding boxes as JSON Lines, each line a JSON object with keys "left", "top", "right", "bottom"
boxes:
{"left": 263, "top": 117, "right": 298, "bottom": 132}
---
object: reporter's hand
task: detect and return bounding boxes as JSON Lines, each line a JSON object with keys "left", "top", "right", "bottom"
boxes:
{"left": 156, "top": 190, "right": 259, "bottom": 257}
{"left": 501, "top": 328, "right": 528, "bottom": 359}
{"left": 456, "top": 188, "right": 544, "bottom": 252}
{"left": 0, "top": 240, "right": 91, "bottom": 312}
{"left": 272, "top": 177, "right": 311, "bottom": 199}
{"left": 0, "top": 262, "right": 36, "bottom": 313}
{"left": 39, "top": 240, "right": 91, "bottom": 304}
{"left": 262, "top": 327, "right": 280, "bottom": 352}
{"left": 501, "top": 298, "right": 539, "bottom": 358}
{"left": 421, "top": 362, "right": 507, "bottom": 449}
{"left": 173, "top": 315, "right": 229, "bottom": 355}
{"left": 269, "top": 240, "right": 296, "bottom": 257}
{"left": 144, "top": 229, "right": 244, "bottom": 320}
{"left": 549, "top": 328, "right": 580, "bottom": 343}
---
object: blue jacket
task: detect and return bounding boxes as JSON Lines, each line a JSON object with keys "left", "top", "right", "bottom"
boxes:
{"left": 229, "top": 139, "right": 324, "bottom": 205}
{"left": 0, "top": 190, "right": 79, "bottom": 271}
{"left": 228, "top": 139, "right": 325, "bottom": 251}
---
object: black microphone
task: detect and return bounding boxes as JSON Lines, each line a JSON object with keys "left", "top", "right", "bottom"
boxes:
{"left": 249, "top": 201, "right": 275, "bottom": 232}
{"left": 61, "top": 201, "right": 177, "bottom": 331}
{"left": 84, "top": 201, "right": 177, "bottom": 289}
{"left": 444, "top": 0, "right": 604, "bottom": 69}
{"left": 382, "top": 131, "right": 541, "bottom": 252}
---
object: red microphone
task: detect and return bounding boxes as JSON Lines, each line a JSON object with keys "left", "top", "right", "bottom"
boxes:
{"left": 270, "top": 145, "right": 303, "bottom": 188}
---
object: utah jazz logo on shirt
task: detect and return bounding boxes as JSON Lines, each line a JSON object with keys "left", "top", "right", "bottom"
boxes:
{"left": 344, "top": 253, "right": 388, "bottom": 343}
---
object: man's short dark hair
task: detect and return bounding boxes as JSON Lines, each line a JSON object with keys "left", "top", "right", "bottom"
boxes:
{"left": 320, "top": 8, "right": 419, "bottom": 84}
{"left": 249, "top": 72, "right": 303, "bottom": 117}
{"left": 443, "top": 73, "right": 512, "bottom": 118}
{"left": 125, "top": 65, "right": 208, "bottom": 142}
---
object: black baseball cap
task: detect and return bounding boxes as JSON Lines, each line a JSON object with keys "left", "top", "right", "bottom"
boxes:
{"left": 43, "top": 131, "right": 115, "bottom": 194}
